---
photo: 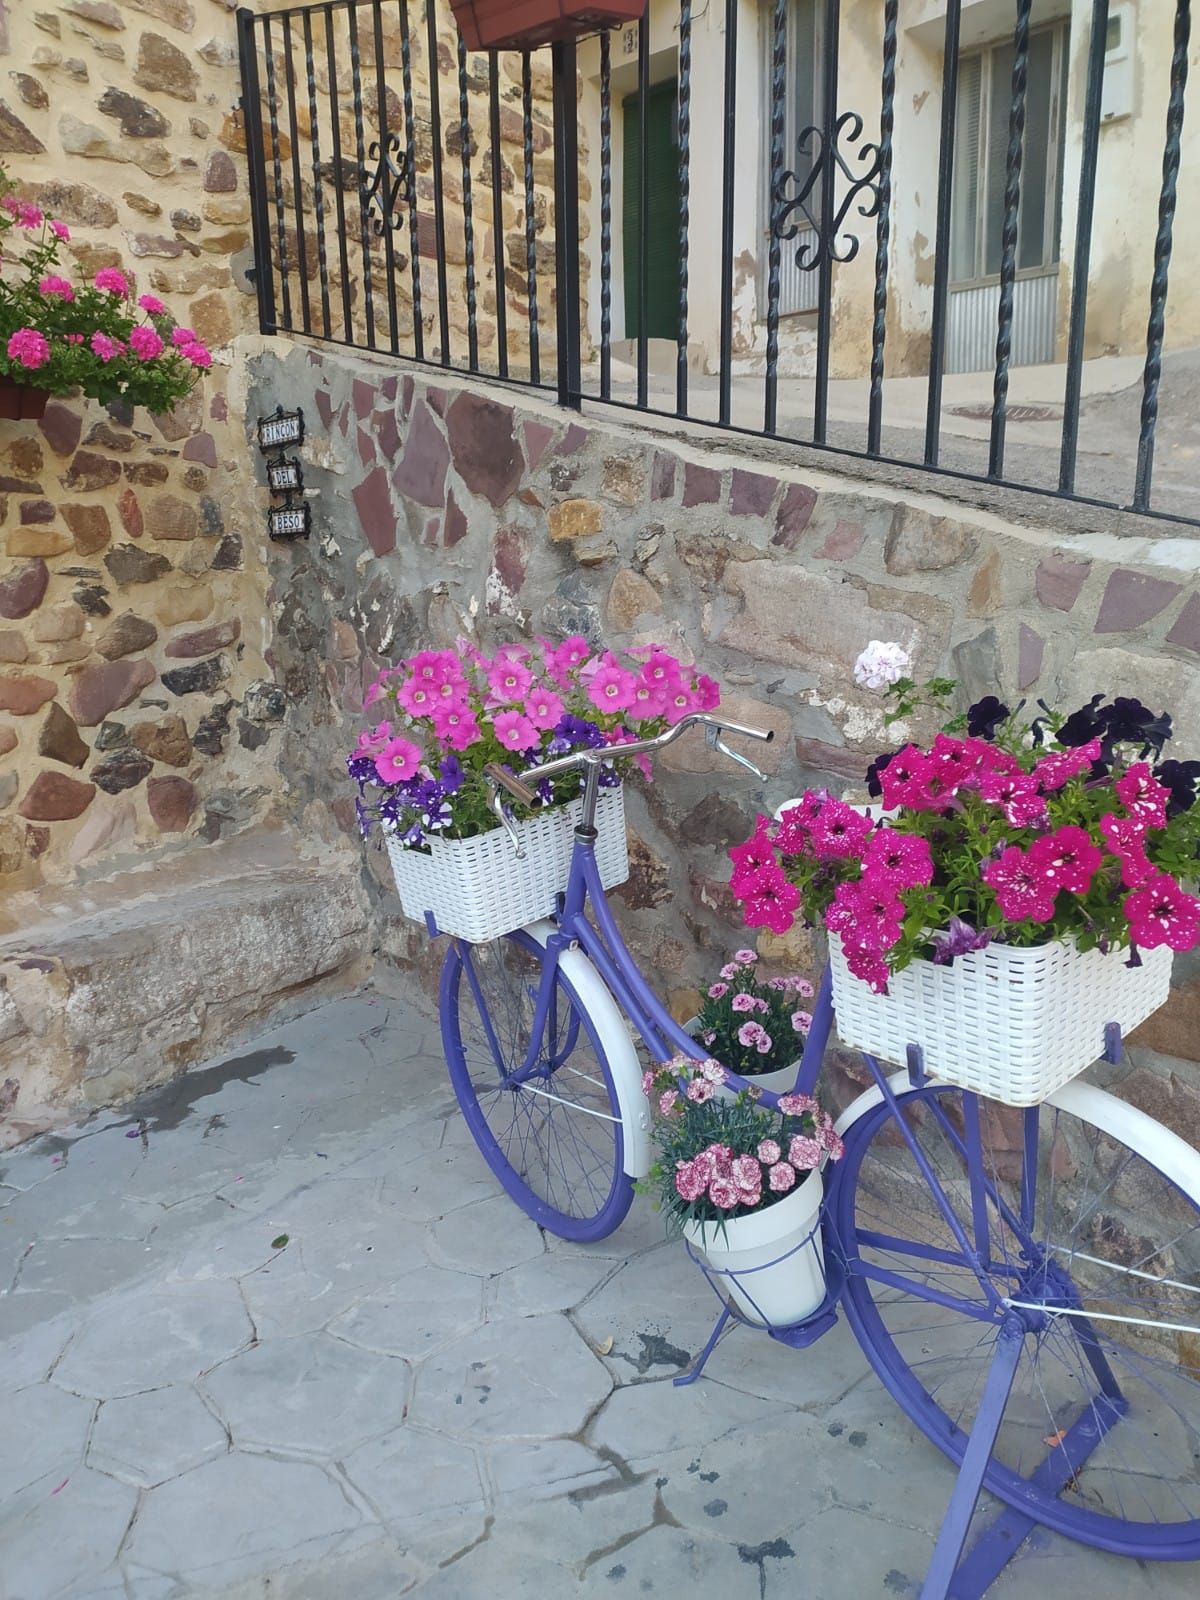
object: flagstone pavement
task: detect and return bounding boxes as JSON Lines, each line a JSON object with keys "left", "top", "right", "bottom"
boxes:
{"left": 2, "top": 983, "right": 1197, "bottom": 1599}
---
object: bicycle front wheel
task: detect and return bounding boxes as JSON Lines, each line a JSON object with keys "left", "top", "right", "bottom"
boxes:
{"left": 440, "top": 930, "right": 635, "bottom": 1241}
{"left": 834, "top": 1077, "right": 1200, "bottom": 1559}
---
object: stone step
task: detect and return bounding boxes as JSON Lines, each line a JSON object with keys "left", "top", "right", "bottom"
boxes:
{"left": 0, "top": 828, "right": 370, "bottom": 1146}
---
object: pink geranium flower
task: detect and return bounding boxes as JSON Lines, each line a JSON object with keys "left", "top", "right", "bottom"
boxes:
{"left": 1123, "top": 872, "right": 1200, "bottom": 952}
{"left": 38, "top": 275, "right": 74, "bottom": 301}
{"left": 50, "top": 219, "right": 70, "bottom": 241}
{"left": 137, "top": 294, "right": 167, "bottom": 316}
{"left": 94, "top": 267, "right": 130, "bottom": 296}
{"left": 171, "top": 326, "right": 198, "bottom": 346}
{"left": 6, "top": 327, "right": 50, "bottom": 370}
{"left": 129, "top": 325, "right": 164, "bottom": 361}
{"left": 18, "top": 203, "right": 43, "bottom": 230}
{"left": 491, "top": 709, "right": 537, "bottom": 752}
{"left": 374, "top": 736, "right": 421, "bottom": 784}
{"left": 181, "top": 342, "right": 212, "bottom": 369}
{"left": 90, "top": 332, "right": 124, "bottom": 363}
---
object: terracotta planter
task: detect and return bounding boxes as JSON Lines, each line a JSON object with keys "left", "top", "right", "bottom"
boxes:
{"left": 450, "top": 0, "right": 646, "bottom": 52}
{"left": 0, "top": 378, "right": 49, "bottom": 422}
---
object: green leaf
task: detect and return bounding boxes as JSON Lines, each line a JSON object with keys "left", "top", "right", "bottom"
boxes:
{"left": 271, "top": 1234, "right": 289, "bottom": 1250}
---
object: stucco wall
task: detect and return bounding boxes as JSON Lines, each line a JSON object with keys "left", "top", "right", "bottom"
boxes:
{"left": 249, "top": 339, "right": 1200, "bottom": 1139}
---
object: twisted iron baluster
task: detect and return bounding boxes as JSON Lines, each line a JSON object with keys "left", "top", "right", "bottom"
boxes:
{"left": 370, "top": 0, "right": 399, "bottom": 352}
{"left": 282, "top": 15, "right": 311, "bottom": 334}
{"left": 677, "top": 1, "right": 692, "bottom": 417}
{"left": 303, "top": 10, "right": 331, "bottom": 338}
{"left": 523, "top": 50, "right": 540, "bottom": 385}
{"left": 457, "top": 32, "right": 479, "bottom": 371}
{"left": 1135, "top": 0, "right": 1191, "bottom": 511}
{"left": 324, "top": 9, "right": 353, "bottom": 338}
{"left": 488, "top": 53, "right": 508, "bottom": 377}
{"left": 398, "top": 0, "right": 424, "bottom": 361}
{"left": 262, "top": 17, "right": 291, "bottom": 329}
{"left": 764, "top": 0, "right": 786, "bottom": 433}
{"left": 599, "top": 29, "right": 612, "bottom": 400}
{"left": 867, "top": 0, "right": 897, "bottom": 456}
{"left": 989, "top": 0, "right": 1032, "bottom": 480}
{"left": 347, "top": 5, "right": 375, "bottom": 348}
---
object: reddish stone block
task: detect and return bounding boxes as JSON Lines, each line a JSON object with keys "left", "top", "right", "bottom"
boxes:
{"left": 147, "top": 775, "right": 195, "bottom": 832}
{"left": 181, "top": 432, "right": 218, "bottom": 468}
{"left": 0, "top": 675, "right": 57, "bottom": 716}
{"left": 314, "top": 389, "right": 333, "bottom": 430}
{"left": 18, "top": 771, "right": 95, "bottom": 822}
{"left": 117, "top": 487, "right": 144, "bottom": 539}
{"left": 1166, "top": 592, "right": 1200, "bottom": 654}
{"left": 1035, "top": 553, "right": 1090, "bottom": 612}
{"left": 444, "top": 489, "right": 468, "bottom": 548}
{"left": 773, "top": 483, "right": 817, "bottom": 549}
{"left": 352, "top": 378, "right": 375, "bottom": 420}
{"left": 816, "top": 519, "right": 866, "bottom": 561}
{"left": 375, "top": 407, "right": 399, "bottom": 462}
{"left": 165, "top": 619, "right": 241, "bottom": 659}
{"left": 0, "top": 560, "right": 49, "bottom": 620}
{"left": 357, "top": 427, "right": 376, "bottom": 468}
{"left": 729, "top": 469, "right": 776, "bottom": 518}
{"left": 39, "top": 402, "right": 82, "bottom": 457}
{"left": 682, "top": 463, "right": 721, "bottom": 508}
{"left": 445, "top": 392, "right": 522, "bottom": 507}
{"left": 795, "top": 737, "right": 872, "bottom": 782}
{"left": 352, "top": 466, "right": 396, "bottom": 557}
{"left": 1017, "top": 623, "right": 1044, "bottom": 690}
{"left": 390, "top": 402, "right": 449, "bottom": 509}
{"left": 1095, "top": 569, "right": 1182, "bottom": 634}
{"left": 69, "top": 657, "right": 157, "bottom": 727}
{"left": 523, "top": 420, "right": 556, "bottom": 472}
{"left": 650, "top": 453, "right": 676, "bottom": 501}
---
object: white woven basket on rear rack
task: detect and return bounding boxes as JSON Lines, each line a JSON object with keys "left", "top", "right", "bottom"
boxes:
{"left": 829, "top": 931, "right": 1173, "bottom": 1106}
{"left": 386, "top": 784, "right": 628, "bottom": 945}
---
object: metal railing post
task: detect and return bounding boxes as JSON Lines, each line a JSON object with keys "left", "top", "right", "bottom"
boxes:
{"left": 552, "top": 38, "right": 583, "bottom": 412}
{"left": 236, "top": 6, "right": 277, "bottom": 335}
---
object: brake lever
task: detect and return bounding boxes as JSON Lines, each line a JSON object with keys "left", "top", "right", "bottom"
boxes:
{"left": 706, "top": 724, "right": 769, "bottom": 782}
{"left": 487, "top": 782, "right": 527, "bottom": 859}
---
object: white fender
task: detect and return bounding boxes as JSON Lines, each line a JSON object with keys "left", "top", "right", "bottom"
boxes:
{"left": 523, "top": 920, "right": 652, "bottom": 1179}
{"left": 835, "top": 1068, "right": 1200, "bottom": 1198}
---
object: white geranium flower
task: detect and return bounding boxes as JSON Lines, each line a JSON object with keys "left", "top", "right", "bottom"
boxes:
{"left": 854, "top": 640, "right": 911, "bottom": 691}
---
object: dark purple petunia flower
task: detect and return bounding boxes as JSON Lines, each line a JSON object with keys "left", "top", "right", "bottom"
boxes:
{"left": 930, "top": 917, "right": 994, "bottom": 966}
{"left": 1154, "top": 758, "right": 1200, "bottom": 819}
{"left": 966, "top": 696, "right": 1010, "bottom": 740}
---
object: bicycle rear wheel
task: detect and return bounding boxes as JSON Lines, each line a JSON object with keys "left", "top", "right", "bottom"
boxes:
{"left": 440, "top": 930, "right": 635, "bottom": 1241}
{"left": 834, "top": 1077, "right": 1200, "bottom": 1558}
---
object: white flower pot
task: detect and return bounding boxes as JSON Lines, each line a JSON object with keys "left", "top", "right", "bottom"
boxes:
{"left": 683, "top": 1169, "right": 827, "bottom": 1329}
{"left": 683, "top": 1018, "right": 800, "bottom": 1102}
{"left": 386, "top": 784, "right": 628, "bottom": 944}
{"left": 829, "top": 931, "right": 1174, "bottom": 1107}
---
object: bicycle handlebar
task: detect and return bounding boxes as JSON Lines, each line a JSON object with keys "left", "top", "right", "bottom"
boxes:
{"left": 484, "top": 713, "right": 775, "bottom": 806}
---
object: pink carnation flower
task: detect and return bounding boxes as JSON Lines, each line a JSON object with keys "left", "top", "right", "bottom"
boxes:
{"left": 94, "top": 267, "right": 130, "bottom": 297}
{"left": 788, "top": 1134, "right": 823, "bottom": 1171}
{"left": 707, "top": 982, "right": 728, "bottom": 999}
{"left": 734, "top": 948, "right": 757, "bottom": 964}
{"left": 791, "top": 1010, "right": 813, "bottom": 1033}
{"left": 685, "top": 1077, "right": 714, "bottom": 1104}
{"left": 708, "top": 1177, "right": 740, "bottom": 1210}
{"left": 778, "top": 1093, "right": 818, "bottom": 1115}
{"left": 768, "top": 1161, "right": 796, "bottom": 1193}
{"left": 757, "top": 1139, "right": 781, "bottom": 1165}
{"left": 731, "top": 1154, "right": 762, "bottom": 1205}
{"left": 38, "top": 275, "right": 74, "bottom": 301}
{"left": 700, "top": 1059, "right": 726, "bottom": 1084}
{"left": 6, "top": 327, "right": 50, "bottom": 370}
{"left": 730, "top": 992, "right": 757, "bottom": 1013}
{"left": 659, "top": 1088, "right": 679, "bottom": 1116}
{"left": 675, "top": 1160, "right": 706, "bottom": 1204}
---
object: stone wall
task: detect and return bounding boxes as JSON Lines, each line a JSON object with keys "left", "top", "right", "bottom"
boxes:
{"left": 249, "top": 338, "right": 1200, "bottom": 1139}
{"left": 0, "top": 0, "right": 279, "bottom": 902}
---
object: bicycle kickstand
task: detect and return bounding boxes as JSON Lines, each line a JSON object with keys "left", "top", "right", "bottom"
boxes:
{"left": 919, "top": 1313, "right": 1026, "bottom": 1600}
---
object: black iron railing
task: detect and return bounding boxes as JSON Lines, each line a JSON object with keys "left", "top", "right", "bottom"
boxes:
{"left": 238, "top": 1, "right": 1197, "bottom": 529}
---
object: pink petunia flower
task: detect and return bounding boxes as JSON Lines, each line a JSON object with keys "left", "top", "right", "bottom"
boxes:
{"left": 739, "top": 864, "right": 800, "bottom": 935}
{"left": 94, "top": 267, "right": 130, "bottom": 296}
{"left": 587, "top": 661, "right": 638, "bottom": 713}
{"left": 137, "top": 293, "right": 168, "bottom": 316}
{"left": 694, "top": 672, "right": 721, "bottom": 711}
{"left": 487, "top": 657, "right": 533, "bottom": 704}
{"left": 129, "top": 325, "right": 164, "bottom": 361}
{"left": 525, "top": 685, "right": 564, "bottom": 731}
{"left": 1027, "top": 825, "right": 1103, "bottom": 895}
{"left": 1034, "top": 738, "right": 1102, "bottom": 793}
{"left": 728, "top": 823, "right": 777, "bottom": 895}
{"left": 543, "top": 634, "right": 592, "bottom": 686}
{"left": 1115, "top": 762, "right": 1170, "bottom": 828}
{"left": 865, "top": 828, "right": 934, "bottom": 888}
{"left": 396, "top": 677, "right": 436, "bottom": 717}
{"left": 432, "top": 704, "right": 481, "bottom": 751}
{"left": 977, "top": 769, "right": 1047, "bottom": 827}
{"left": 491, "top": 709, "right": 537, "bottom": 753}
{"left": 353, "top": 720, "right": 393, "bottom": 758}
{"left": 1100, "top": 812, "right": 1154, "bottom": 888}
{"left": 374, "top": 736, "right": 421, "bottom": 784}
{"left": 982, "top": 846, "right": 1057, "bottom": 923}
{"left": 1123, "top": 872, "right": 1200, "bottom": 952}
{"left": 38, "top": 275, "right": 74, "bottom": 301}
{"left": 664, "top": 683, "right": 698, "bottom": 725}
{"left": 6, "top": 327, "right": 50, "bottom": 370}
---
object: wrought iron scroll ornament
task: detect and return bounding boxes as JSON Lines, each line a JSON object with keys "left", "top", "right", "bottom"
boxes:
{"left": 772, "top": 111, "right": 885, "bottom": 271}
{"left": 364, "top": 132, "right": 414, "bottom": 235}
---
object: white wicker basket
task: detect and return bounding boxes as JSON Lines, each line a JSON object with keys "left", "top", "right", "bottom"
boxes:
{"left": 829, "top": 931, "right": 1173, "bottom": 1106}
{"left": 386, "top": 785, "right": 628, "bottom": 944}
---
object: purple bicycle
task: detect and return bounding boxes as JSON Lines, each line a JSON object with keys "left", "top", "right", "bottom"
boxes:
{"left": 436, "top": 713, "right": 1200, "bottom": 1597}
